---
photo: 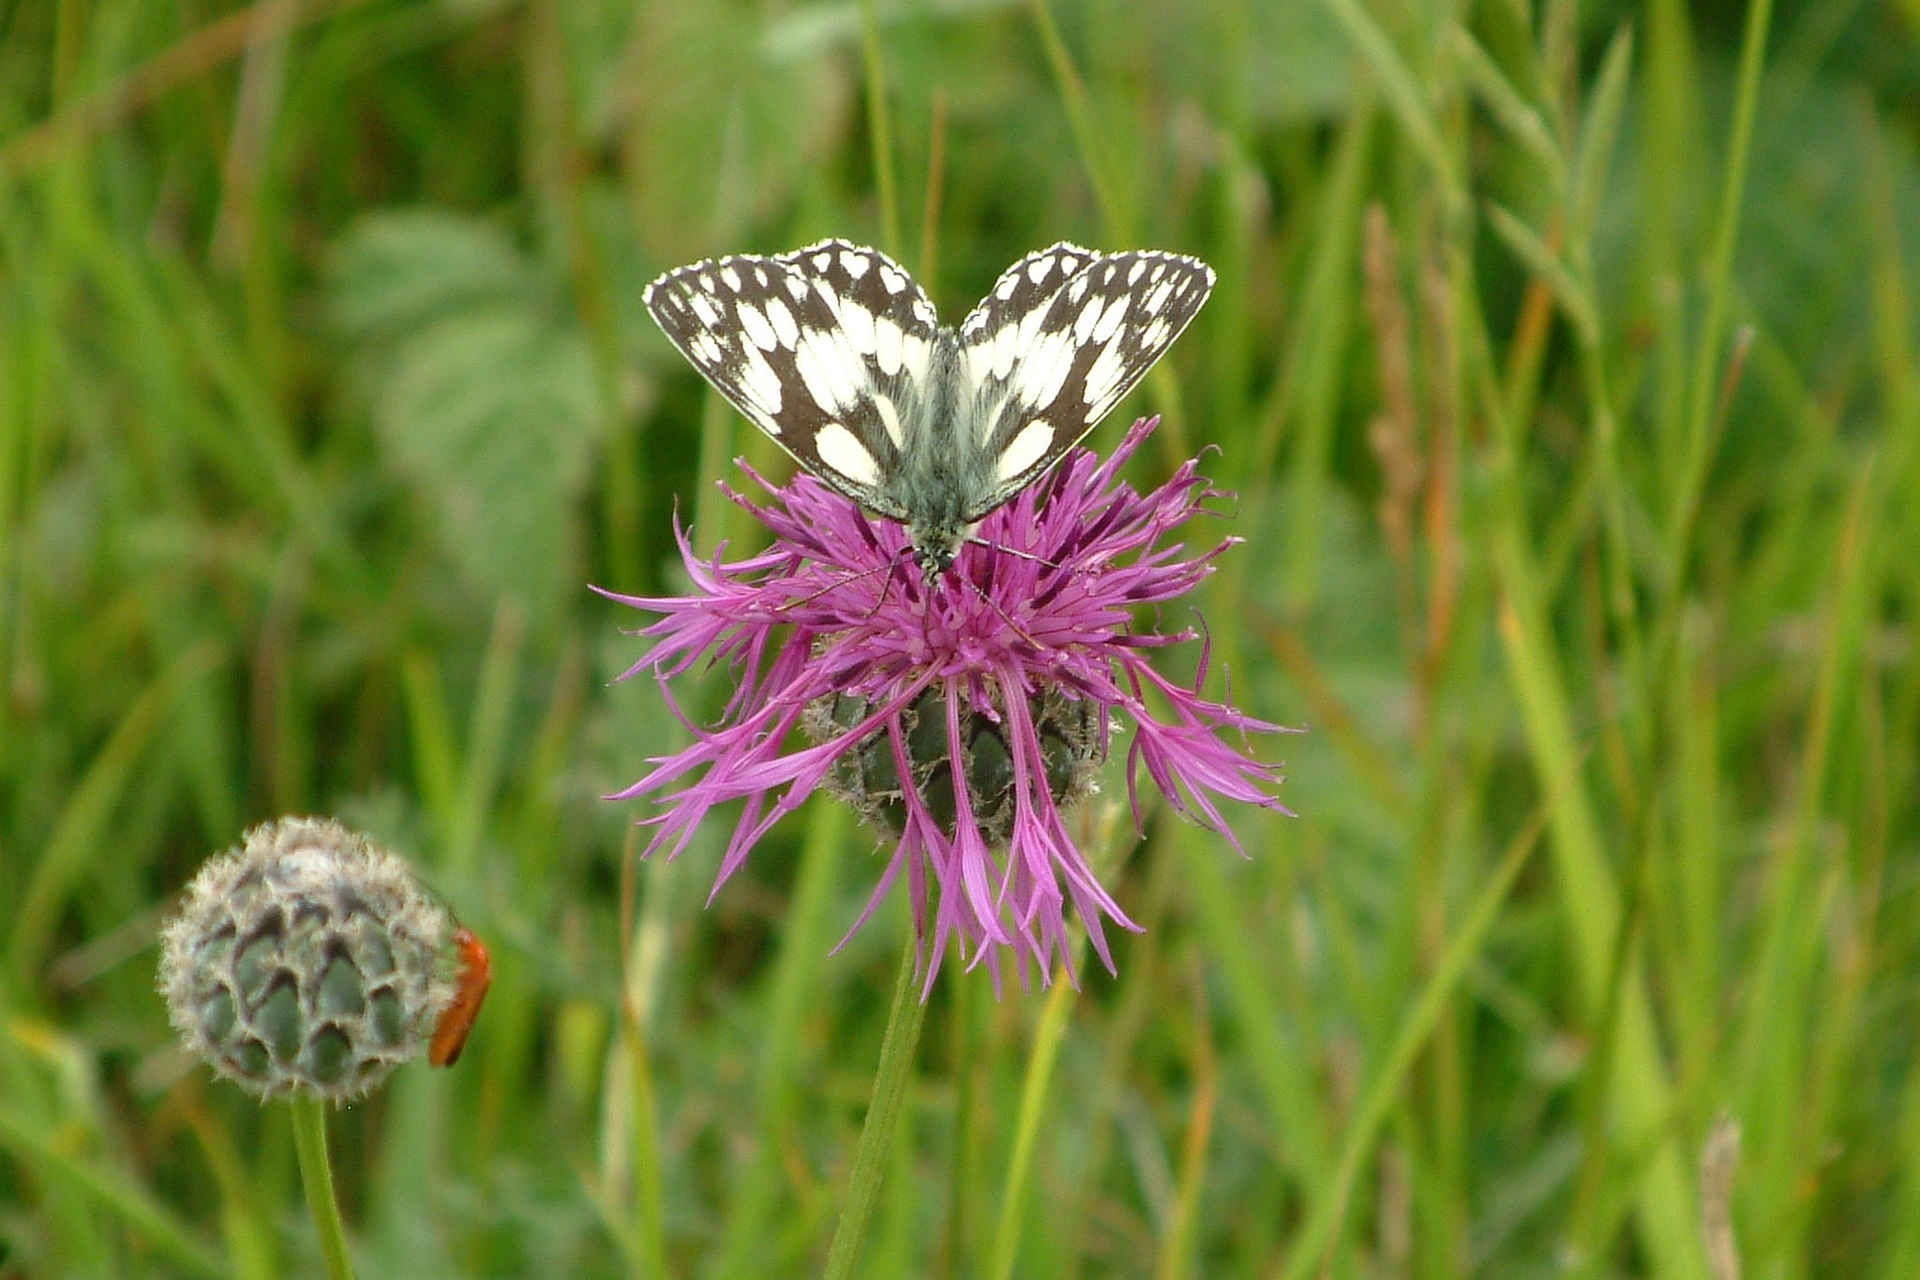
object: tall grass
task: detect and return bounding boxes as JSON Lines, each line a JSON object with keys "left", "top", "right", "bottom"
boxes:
{"left": 3, "top": 0, "right": 1917, "bottom": 1274}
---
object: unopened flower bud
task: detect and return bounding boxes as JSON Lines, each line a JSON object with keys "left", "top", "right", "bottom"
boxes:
{"left": 158, "top": 817, "right": 482, "bottom": 1102}
{"left": 805, "top": 686, "right": 1105, "bottom": 847}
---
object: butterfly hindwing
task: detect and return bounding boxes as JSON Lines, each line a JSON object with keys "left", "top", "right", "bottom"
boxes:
{"left": 959, "top": 247, "right": 1215, "bottom": 518}
{"left": 643, "top": 239, "right": 939, "bottom": 517}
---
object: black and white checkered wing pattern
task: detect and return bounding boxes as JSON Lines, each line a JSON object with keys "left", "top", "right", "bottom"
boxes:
{"left": 643, "top": 239, "right": 940, "bottom": 518}
{"left": 957, "top": 245, "right": 1215, "bottom": 520}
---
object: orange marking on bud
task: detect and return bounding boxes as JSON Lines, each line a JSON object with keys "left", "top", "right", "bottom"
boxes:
{"left": 429, "top": 927, "right": 492, "bottom": 1068}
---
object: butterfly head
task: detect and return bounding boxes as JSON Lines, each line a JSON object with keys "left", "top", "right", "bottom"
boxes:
{"left": 914, "top": 542, "right": 953, "bottom": 582}
{"left": 908, "top": 514, "right": 976, "bottom": 583}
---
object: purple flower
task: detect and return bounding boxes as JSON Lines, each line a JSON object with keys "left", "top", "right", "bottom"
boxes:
{"left": 599, "top": 416, "right": 1292, "bottom": 991}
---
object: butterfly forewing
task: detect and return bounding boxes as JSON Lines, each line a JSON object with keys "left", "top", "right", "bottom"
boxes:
{"left": 644, "top": 239, "right": 1213, "bottom": 573}
{"left": 958, "top": 247, "right": 1215, "bottom": 518}
{"left": 643, "top": 239, "right": 940, "bottom": 518}
{"left": 958, "top": 243, "right": 1104, "bottom": 347}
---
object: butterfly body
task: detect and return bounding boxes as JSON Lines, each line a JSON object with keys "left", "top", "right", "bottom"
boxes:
{"left": 878, "top": 329, "right": 987, "bottom": 576}
{"left": 644, "top": 240, "right": 1214, "bottom": 578}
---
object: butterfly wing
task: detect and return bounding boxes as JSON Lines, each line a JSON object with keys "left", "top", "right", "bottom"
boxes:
{"left": 643, "top": 239, "right": 941, "bottom": 519}
{"left": 957, "top": 245, "right": 1214, "bottom": 521}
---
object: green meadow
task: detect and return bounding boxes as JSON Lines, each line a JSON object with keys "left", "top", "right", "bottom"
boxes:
{"left": 4, "top": 0, "right": 1918, "bottom": 1275}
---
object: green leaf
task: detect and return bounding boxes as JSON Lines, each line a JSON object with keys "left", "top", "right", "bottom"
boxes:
{"left": 330, "top": 211, "right": 598, "bottom": 611}
{"left": 379, "top": 306, "right": 596, "bottom": 609}
{"left": 1485, "top": 199, "right": 1599, "bottom": 345}
{"left": 1570, "top": 25, "right": 1635, "bottom": 248}
{"left": 1449, "top": 24, "right": 1564, "bottom": 188}
{"left": 328, "top": 211, "right": 537, "bottom": 343}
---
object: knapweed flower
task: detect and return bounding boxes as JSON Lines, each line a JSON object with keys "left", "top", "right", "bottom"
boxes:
{"left": 159, "top": 816, "right": 491, "bottom": 1101}
{"left": 600, "top": 417, "right": 1290, "bottom": 990}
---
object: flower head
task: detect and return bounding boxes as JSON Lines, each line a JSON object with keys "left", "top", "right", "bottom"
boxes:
{"left": 601, "top": 417, "right": 1291, "bottom": 990}
{"left": 159, "top": 817, "right": 487, "bottom": 1101}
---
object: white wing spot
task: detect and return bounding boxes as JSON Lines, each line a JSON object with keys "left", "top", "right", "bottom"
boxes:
{"left": 1013, "top": 330, "right": 1074, "bottom": 412}
{"left": 1141, "top": 317, "right": 1171, "bottom": 350}
{"left": 1067, "top": 274, "right": 1091, "bottom": 305}
{"left": 736, "top": 301, "right": 777, "bottom": 351}
{"left": 996, "top": 273, "right": 1019, "bottom": 300}
{"left": 1081, "top": 333, "right": 1127, "bottom": 420}
{"left": 1144, "top": 279, "right": 1174, "bottom": 315}
{"left": 1027, "top": 256, "right": 1053, "bottom": 285}
{"left": 812, "top": 252, "right": 832, "bottom": 271}
{"left": 873, "top": 314, "right": 904, "bottom": 376}
{"left": 1093, "top": 295, "right": 1128, "bottom": 343}
{"left": 841, "top": 250, "right": 871, "bottom": 279}
{"left": 690, "top": 292, "right": 720, "bottom": 325}
{"left": 814, "top": 422, "right": 881, "bottom": 487}
{"left": 720, "top": 264, "right": 741, "bottom": 291}
{"left": 786, "top": 276, "right": 809, "bottom": 301}
{"left": 840, "top": 297, "right": 876, "bottom": 354}
{"left": 871, "top": 393, "right": 904, "bottom": 448}
{"left": 688, "top": 331, "right": 723, "bottom": 365}
{"left": 754, "top": 266, "right": 769, "bottom": 287}
{"left": 738, "top": 342, "right": 783, "bottom": 418}
{"left": 1015, "top": 298, "right": 1051, "bottom": 352}
{"left": 794, "top": 332, "right": 851, "bottom": 414}
{"left": 1127, "top": 259, "right": 1147, "bottom": 285}
{"left": 880, "top": 266, "right": 907, "bottom": 295}
{"left": 990, "top": 323, "right": 1019, "bottom": 380}
{"left": 996, "top": 420, "right": 1055, "bottom": 483}
{"left": 765, "top": 296, "right": 799, "bottom": 347}
{"left": 1149, "top": 262, "right": 1166, "bottom": 282}
{"left": 1073, "top": 295, "right": 1103, "bottom": 344}
{"left": 900, "top": 331, "right": 931, "bottom": 381}
{"left": 912, "top": 299, "right": 937, "bottom": 328}
{"left": 828, "top": 331, "right": 869, "bottom": 407}
{"left": 699, "top": 271, "right": 717, "bottom": 292}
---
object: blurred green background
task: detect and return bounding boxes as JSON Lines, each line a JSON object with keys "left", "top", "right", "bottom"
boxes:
{"left": 4, "top": 0, "right": 1919, "bottom": 1275}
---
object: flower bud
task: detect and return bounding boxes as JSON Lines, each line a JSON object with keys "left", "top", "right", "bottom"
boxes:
{"left": 804, "top": 686, "right": 1105, "bottom": 847}
{"left": 158, "top": 817, "right": 474, "bottom": 1102}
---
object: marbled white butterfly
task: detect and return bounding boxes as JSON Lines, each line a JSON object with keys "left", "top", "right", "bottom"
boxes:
{"left": 643, "top": 240, "right": 1214, "bottom": 579}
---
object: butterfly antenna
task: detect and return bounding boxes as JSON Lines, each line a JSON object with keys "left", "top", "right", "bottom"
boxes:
{"left": 864, "top": 549, "right": 908, "bottom": 622}
{"left": 964, "top": 536, "right": 1069, "bottom": 574}
{"left": 953, "top": 562, "right": 1045, "bottom": 651}
{"left": 775, "top": 558, "right": 894, "bottom": 616}
{"left": 771, "top": 540, "right": 917, "bottom": 620}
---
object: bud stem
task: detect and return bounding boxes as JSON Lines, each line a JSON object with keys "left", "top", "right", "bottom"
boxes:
{"left": 290, "top": 1095, "right": 355, "bottom": 1280}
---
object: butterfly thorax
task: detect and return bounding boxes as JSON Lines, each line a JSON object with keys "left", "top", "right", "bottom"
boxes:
{"left": 892, "top": 330, "right": 990, "bottom": 579}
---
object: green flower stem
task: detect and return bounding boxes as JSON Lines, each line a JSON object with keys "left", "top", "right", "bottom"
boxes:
{"left": 987, "top": 968, "right": 1077, "bottom": 1280}
{"left": 824, "top": 937, "right": 929, "bottom": 1280}
{"left": 989, "top": 803, "right": 1121, "bottom": 1279}
{"left": 289, "top": 1096, "right": 354, "bottom": 1280}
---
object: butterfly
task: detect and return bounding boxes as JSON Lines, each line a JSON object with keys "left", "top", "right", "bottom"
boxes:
{"left": 643, "top": 240, "right": 1214, "bottom": 579}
